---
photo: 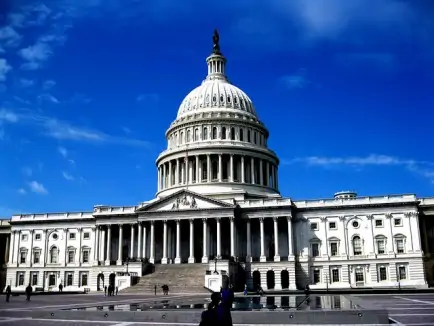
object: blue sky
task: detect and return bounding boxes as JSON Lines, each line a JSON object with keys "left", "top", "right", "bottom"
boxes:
{"left": 0, "top": 0, "right": 433, "bottom": 216}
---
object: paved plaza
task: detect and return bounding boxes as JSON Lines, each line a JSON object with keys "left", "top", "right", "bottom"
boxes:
{"left": 0, "top": 293, "right": 433, "bottom": 325}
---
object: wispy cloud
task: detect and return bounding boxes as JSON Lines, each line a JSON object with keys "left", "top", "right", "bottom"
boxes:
{"left": 22, "top": 167, "right": 33, "bottom": 177}
{"left": 280, "top": 74, "right": 309, "bottom": 90}
{"left": 0, "top": 26, "right": 21, "bottom": 47}
{"left": 17, "top": 188, "right": 27, "bottom": 195}
{"left": 18, "top": 78, "right": 35, "bottom": 88}
{"left": 62, "top": 171, "right": 74, "bottom": 181}
{"left": 28, "top": 180, "right": 48, "bottom": 194}
{"left": 0, "top": 109, "right": 19, "bottom": 123}
{"left": 286, "top": 154, "right": 434, "bottom": 183}
{"left": 58, "top": 146, "right": 68, "bottom": 158}
{"left": 42, "top": 79, "right": 56, "bottom": 90}
{"left": 0, "top": 59, "right": 12, "bottom": 81}
{"left": 18, "top": 42, "right": 53, "bottom": 70}
{"left": 38, "top": 93, "right": 60, "bottom": 104}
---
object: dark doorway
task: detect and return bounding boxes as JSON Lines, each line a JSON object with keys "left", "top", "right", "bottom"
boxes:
{"left": 109, "top": 273, "right": 115, "bottom": 287}
{"left": 97, "top": 273, "right": 104, "bottom": 291}
{"left": 222, "top": 275, "right": 229, "bottom": 289}
{"left": 266, "top": 270, "right": 275, "bottom": 289}
{"left": 281, "top": 270, "right": 289, "bottom": 289}
{"left": 252, "top": 271, "right": 260, "bottom": 289}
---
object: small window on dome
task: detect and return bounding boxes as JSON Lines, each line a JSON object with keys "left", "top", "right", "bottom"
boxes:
{"left": 227, "top": 96, "right": 231, "bottom": 103}
{"left": 220, "top": 95, "right": 224, "bottom": 102}
{"left": 234, "top": 97, "right": 238, "bottom": 104}
{"left": 240, "top": 129, "right": 244, "bottom": 141}
{"left": 212, "top": 96, "right": 216, "bottom": 102}
{"left": 203, "top": 127, "right": 208, "bottom": 140}
{"left": 230, "top": 127, "right": 235, "bottom": 140}
{"left": 212, "top": 127, "right": 217, "bottom": 140}
{"left": 247, "top": 130, "right": 251, "bottom": 142}
{"left": 221, "top": 127, "right": 227, "bottom": 140}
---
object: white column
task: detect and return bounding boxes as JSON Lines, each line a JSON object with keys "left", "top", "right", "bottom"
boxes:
{"left": 246, "top": 219, "right": 252, "bottom": 262}
{"left": 149, "top": 222, "right": 155, "bottom": 264}
{"left": 168, "top": 161, "right": 172, "bottom": 187}
{"left": 202, "top": 219, "right": 208, "bottom": 263}
{"left": 198, "top": 158, "right": 203, "bottom": 183}
{"left": 94, "top": 227, "right": 99, "bottom": 262}
{"left": 207, "top": 155, "right": 211, "bottom": 182}
{"left": 8, "top": 232, "right": 15, "bottom": 265}
{"left": 218, "top": 154, "right": 222, "bottom": 182}
{"left": 251, "top": 157, "right": 255, "bottom": 184}
{"left": 175, "top": 220, "right": 181, "bottom": 264}
{"left": 157, "top": 166, "right": 161, "bottom": 192}
{"left": 188, "top": 160, "right": 193, "bottom": 183}
{"left": 287, "top": 217, "right": 294, "bottom": 258}
{"left": 29, "top": 230, "right": 34, "bottom": 267}
{"left": 195, "top": 156, "right": 199, "bottom": 183}
{"left": 137, "top": 223, "right": 142, "bottom": 259}
{"left": 188, "top": 219, "right": 195, "bottom": 263}
{"left": 274, "top": 217, "right": 280, "bottom": 261}
{"left": 229, "top": 154, "right": 234, "bottom": 182}
{"left": 241, "top": 156, "right": 245, "bottom": 183}
{"left": 5, "top": 235, "right": 10, "bottom": 264}
{"left": 99, "top": 228, "right": 105, "bottom": 261}
{"left": 130, "top": 224, "right": 135, "bottom": 258}
{"left": 259, "top": 159, "right": 264, "bottom": 185}
{"left": 117, "top": 224, "right": 123, "bottom": 265}
{"left": 78, "top": 228, "right": 83, "bottom": 265}
{"left": 260, "top": 218, "right": 266, "bottom": 262}
{"left": 142, "top": 224, "right": 147, "bottom": 259}
{"left": 105, "top": 225, "right": 111, "bottom": 265}
{"left": 176, "top": 159, "right": 180, "bottom": 185}
{"left": 162, "top": 221, "right": 168, "bottom": 264}
{"left": 163, "top": 163, "right": 166, "bottom": 189}
{"left": 216, "top": 218, "right": 221, "bottom": 258}
{"left": 230, "top": 217, "right": 235, "bottom": 257}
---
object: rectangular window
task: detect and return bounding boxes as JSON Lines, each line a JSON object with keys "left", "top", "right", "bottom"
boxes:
{"left": 83, "top": 250, "right": 89, "bottom": 263}
{"left": 330, "top": 242, "right": 338, "bottom": 256}
{"left": 379, "top": 267, "right": 387, "bottom": 281}
{"left": 68, "top": 251, "right": 74, "bottom": 263}
{"left": 355, "top": 269, "right": 364, "bottom": 282}
{"left": 67, "top": 273, "right": 73, "bottom": 286}
{"left": 49, "top": 274, "right": 56, "bottom": 286}
{"left": 18, "top": 273, "right": 25, "bottom": 286}
{"left": 329, "top": 222, "right": 337, "bottom": 230}
{"left": 394, "top": 218, "right": 402, "bottom": 227}
{"left": 20, "top": 251, "right": 26, "bottom": 263}
{"left": 35, "top": 234, "right": 41, "bottom": 240}
{"left": 310, "top": 223, "right": 318, "bottom": 231}
{"left": 396, "top": 239, "right": 405, "bottom": 253}
{"left": 331, "top": 269, "right": 339, "bottom": 283}
{"left": 69, "top": 233, "right": 76, "bottom": 240}
{"left": 377, "top": 240, "right": 385, "bottom": 254}
{"left": 21, "top": 234, "right": 28, "bottom": 241}
{"left": 398, "top": 266, "right": 407, "bottom": 280}
{"left": 313, "top": 270, "right": 321, "bottom": 284}
{"left": 33, "top": 251, "right": 40, "bottom": 264}
{"left": 31, "top": 273, "right": 38, "bottom": 286}
{"left": 375, "top": 219, "right": 383, "bottom": 227}
{"left": 311, "top": 243, "right": 320, "bottom": 257}
{"left": 81, "top": 274, "right": 88, "bottom": 286}
{"left": 353, "top": 238, "right": 362, "bottom": 256}
{"left": 83, "top": 232, "right": 90, "bottom": 240}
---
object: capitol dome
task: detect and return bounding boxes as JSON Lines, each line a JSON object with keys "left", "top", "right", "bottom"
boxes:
{"left": 155, "top": 31, "right": 280, "bottom": 200}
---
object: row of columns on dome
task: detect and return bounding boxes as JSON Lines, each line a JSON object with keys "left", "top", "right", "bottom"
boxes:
{"left": 158, "top": 154, "right": 279, "bottom": 191}
{"left": 95, "top": 216, "right": 293, "bottom": 264}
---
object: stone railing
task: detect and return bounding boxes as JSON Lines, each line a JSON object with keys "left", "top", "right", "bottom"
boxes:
{"left": 93, "top": 206, "right": 137, "bottom": 215}
{"left": 237, "top": 198, "right": 292, "bottom": 208}
{"left": 12, "top": 212, "right": 94, "bottom": 221}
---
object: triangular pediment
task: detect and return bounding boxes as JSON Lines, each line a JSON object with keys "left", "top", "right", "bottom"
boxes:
{"left": 136, "top": 190, "right": 235, "bottom": 212}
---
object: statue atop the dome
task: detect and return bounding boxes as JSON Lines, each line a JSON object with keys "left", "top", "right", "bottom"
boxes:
{"left": 212, "top": 29, "right": 221, "bottom": 54}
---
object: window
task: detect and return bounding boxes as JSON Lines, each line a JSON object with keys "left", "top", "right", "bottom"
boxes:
{"left": 329, "top": 222, "right": 337, "bottom": 230}
{"left": 310, "top": 223, "right": 318, "bottom": 231}
{"left": 230, "top": 127, "right": 235, "bottom": 140}
{"left": 311, "top": 243, "right": 320, "bottom": 257}
{"left": 313, "top": 269, "right": 321, "bottom": 284}
{"left": 396, "top": 239, "right": 405, "bottom": 254}
{"left": 355, "top": 268, "right": 364, "bottom": 282}
{"left": 20, "top": 251, "right": 26, "bottom": 264}
{"left": 212, "top": 127, "right": 217, "bottom": 139}
{"left": 375, "top": 219, "right": 383, "bottom": 227}
{"left": 239, "top": 129, "right": 244, "bottom": 141}
{"left": 35, "top": 234, "right": 41, "bottom": 240}
{"left": 83, "top": 232, "right": 90, "bottom": 240}
{"left": 49, "top": 274, "right": 56, "bottom": 286}
{"left": 330, "top": 242, "right": 338, "bottom": 256}
{"left": 81, "top": 273, "right": 88, "bottom": 286}
{"left": 82, "top": 249, "right": 90, "bottom": 263}
{"left": 194, "top": 128, "right": 199, "bottom": 141}
{"left": 398, "top": 266, "right": 407, "bottom": 280}
{"left": 52, "top": 233, "right": 58, "bottom": 240}
{"left": 180, "top": 131, "right": 184, "bottom": 144}
{"left": 378, "top": 266, "right": 387, "bottom": 281}
{"left": 18, "top": 272, "right": 25, "bottom": 286}
{"left": 187, "top": 129, "right": 191, "bottom": 142}
{"left": 376, "top": 239, "right": 386, "bottom": 254}
{"left": 68, "top": 250, "right": 75, "bottom": 263}
{"left": 352, "top": 236, "right": 362, "bottom": 255}
{"left": 394, "top": 218, "right": 402, "bottom": 227}
{"left": 331, "top": 269, "right": 340, "bottom": 283}
{"left": 31, "top": 273, "right": 38, "bottom": 286}
{"left": 21, "top": 234, "right": 28, "bottom": 241}
{"left": 33, "top": 251, "right": 40, "bottom": 264}
{"left": 67, "top": 273, "right": 73, "bottom": 286}
{"left": 221, "top": 127, "right": 227, "bottom": 139}
{"left": 247, "top": 130, "right": 251, "bottom": 142}
{"left": 253, "top": 132, "right": 257, "bottom": 144}
{"left": 203, "top": 127, "right": 208, "bottom": 140}
{"left": 352, "top": 221, "right": 359, "bottom": 228}
{"left": 69, "top": 233, "right": 76, "bottom": 240}
{"left": 50, "top": 246, "right": 58, "bottom": 263}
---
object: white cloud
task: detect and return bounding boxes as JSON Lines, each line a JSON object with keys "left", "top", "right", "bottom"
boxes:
{"left": 136, "top": 93, "right": 159, "bottom": 103}
{"left": 19, "top": 78, "right": 35, "bottom": 88}
{"left": 280, "top": 74, "right": 309, "bottom": 90}
{"left": 62, "top": 171, "right": 74, "bottom": 181}
{"left": 18, "top": 42, "right": 52, "bottom": 70}
{"left": 28, "top": 180, "right": 48, "bottom": 194}
{"left": 0, "top": 129, "right": 4, "bottom": 141}
{"left": 38, "top": 93, "right": 60, "bottom": 104}
{"left": 58, "top": 146, "right": 68, "bottom": 158}
{"left": 0, "top": 59, "right": 12, "bottom": 81}
{"left": 17, "top": 188, "right": 26, "bottom": 195}
{"left": 0, "top": 26, "right": 21, "bottom": 47}
{"left": 286, "top": 154, "right": 434, "bottom": 183}
{"left": 43, "top": 79, "right": 56, "bottom": 90}
{"left": 0, "top": 109, "right": 19, "bottom": 123}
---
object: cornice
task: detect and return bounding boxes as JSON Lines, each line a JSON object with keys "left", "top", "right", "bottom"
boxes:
{"left": 294, "top": 201, "right": 418, "bottom": 212}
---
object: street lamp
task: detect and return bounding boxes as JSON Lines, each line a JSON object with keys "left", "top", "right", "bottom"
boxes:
{"left": 126, "top": 257, "right": 130, "bottom": 275}
{"left": 213, "top": 257, "right": 219, "bottom": 274}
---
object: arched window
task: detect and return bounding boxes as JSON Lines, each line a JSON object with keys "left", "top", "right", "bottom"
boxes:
{"left": 375, "top": 235, "right": 387, "bottom": 255}
{"left": 212, "top": 127, "right": 217, "bottom": 140}
{"left": 253, "top": 132, "right": 257, "bottom": 144}
{"left": 180, "top": 131, "right": 184, "bottom": 144}
{"left": 352, "top": 236, "right": 362, "bottom": 256}
{"left": 50, "top": 246, "right": 58, "bottom": 264}
{"left": 240, "top": 128, "right": 244, "bottom": 141}
{"left": 222, "top": 127, "right": 227, "bottom": 140}
{"left": 203, "top": 127, "right": 208, "bottom": 140}
{"left": 230, "top": 127, "right": 235, "bottom": 140}
{"left": 247, "top": 130, "right": 251, "bottom": 142}
{"left": 194, "top": 128, "right": 199, "bottom": 141}
{"left": 187, "top": 129, "right": 191, "bottom": 142}
{"left": 394, "top": 234, "right": 406, "bottom": 254}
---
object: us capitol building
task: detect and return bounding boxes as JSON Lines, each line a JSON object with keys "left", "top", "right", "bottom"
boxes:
{"left": 2, "top": 32, "right": 434, "bottom": 293}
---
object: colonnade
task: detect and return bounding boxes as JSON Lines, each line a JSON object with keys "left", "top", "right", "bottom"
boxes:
{"left": 157, "top": 154, "right": 278, "bottom": 192}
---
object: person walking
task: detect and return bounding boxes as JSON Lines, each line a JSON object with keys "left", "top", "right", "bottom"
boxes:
{"left": 59, "top": 283, "right": 63, "bottom": 292}
{"left": 25, "top": 284, "right": 32, "bottom": 301}
{"left": 115, "top": 286, "right": 118, "bottom": 295}
{"left": 104, "top": 285, "right": 107, "bottom": 296}
{"left": 5, "top": 285, "right": 11, "bottom": 302}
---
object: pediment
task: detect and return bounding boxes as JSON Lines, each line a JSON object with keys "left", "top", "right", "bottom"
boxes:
{"left": 137, "top": 190, "right": 235, "bottom": 213}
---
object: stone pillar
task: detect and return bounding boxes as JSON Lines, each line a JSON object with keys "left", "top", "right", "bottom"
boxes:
{"left": 188, "top": 219, "right": 195, "bottom": 263}
{"left": 142, "top": 224, "right": 147, "bottom": 259}
{"left": 198, "top": 157, "right": 203, "bottom": 183}
{"left": 130, "top": 224, "right": 135, "bottom": 258}
{"left": 260, "top": 218, "right": 266, "bottom": 262}
{"left": 99, "top": 227, "right": 105, "bottom": 261}
{"left": 149, "top": 221, "right": 155, "bottom": 264}
{"left": 218, "top": 154, "right": 222, "bottom": 182}
{"left": 207, "top": 155, "right": 211, "bottom": 182}
{"left": 176, "top": 159, "right": 180, "bottom": 185}
{"left": 241, "top": 156, "right": 245, "bottom": 183}
{"left": 5, "top": 234, "right": 10, "bottom": 263}
{"left": 105, "top": 225, "right": 111, "bottom": 265}
{"left": 78, "top": 228, "right": 83, "bottom": 265}
{"left": 271, "top": 165, "right": 275, "bottom": 188}
{"left": 246, "top": 219, "right": 252, "bottom": 262}
{"left": 287, "top": 217, "right": 293, "bottom": 258}
{"left": 163, "top": 163, "right": 166, "bottom": 189}
{"left": 94, "top": 227, "right": 99, "bottom": 262}
{"left": 157, "top": 166, "right": 161, "bottom": 192}
{"left": 162, "top": 220, "right": 168, "bottom": 264}
{"left": 251, "top": 157, "right": 255, "bottom": 184}
{"left": 229, "top": 154, "right": 234, "bottom": 182}
{"left": 29, "top": 230, "right": 34, "bottom": 266}
{"left": 202, "top": 219, "right": 208, "bottom": 263}
{"left": 181, "top": 160, "right": 185, "bottom": 184}
{"left": 274, "top": 217, "right": 280, "bottom": 261}
{"left": 168, "top": 161, "right": 172, "bottom": 187}
{"left": 175, "top": 220, "right": 181, "bottom": 264}
{"left": 216, "top": 218, "right": 221, "bottom": 258}
{"left": 188, "top": 160, "right": 193, "bottom": 184}
{"left": 63, "top": 229, "right": 68, "bottom": 266}
{"left": 266, "top": 161, "right": 270, "bottom": 186}
{"left": 117, "top": 224, "right": 123, "bottom": 265}
{"left": 259, "top": 159, "right": 264, "bottom": 185}
{"left": 230, "top": 217, "right": 235, "bottom": 257}
{"left": 137, "top": 223, "right": 142, "bottom": 259}
{"left": 8, "top": 232, "right": 14, "bottom": 264}
{"left": 195, "top": 156, "right": 199, "bottom": 183}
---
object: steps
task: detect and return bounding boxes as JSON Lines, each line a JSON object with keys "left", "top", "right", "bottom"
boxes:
{"left": 122, "top": 263, "right": 210, "bottom": 294}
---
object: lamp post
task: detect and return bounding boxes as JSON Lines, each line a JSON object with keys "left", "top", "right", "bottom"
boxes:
{"left": 126, "top": 257, "right": 130, "bottom": 275}
{"left": 213, "top": 257, "right": 218, "bottom": 274}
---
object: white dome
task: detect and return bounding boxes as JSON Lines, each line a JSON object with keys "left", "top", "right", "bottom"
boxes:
{"left": 176, "top": 79, "right": 257, "bottom": 119}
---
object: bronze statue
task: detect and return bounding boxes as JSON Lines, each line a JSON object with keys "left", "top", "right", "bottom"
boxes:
{"left": 212, "top": 29, "right": 220, "bottom": 54}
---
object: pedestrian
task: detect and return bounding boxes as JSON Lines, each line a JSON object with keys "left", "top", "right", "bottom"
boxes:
{"left": 5, "top": 285, "right": 11, "bottom": 302}
{"left": 199, "top": 292, "right": 220, "bottom": 326}
{"left": 165, "top": 285, "right": 169, "bottom": 295}
{"left": 59, "top": 283, "right": 63, "bottom": 292}
{"left": 154, "top": 284, "right": 157, "bottom": 295}
{"left": 115, "top": 286, "right": 118, "bottom": 295}
{"left": 25, "top": 284, "right": 32, "bottom": 301}
{"left": 243, "top": 284, "right": 248, "bottom": 296}
{"left": 104, "top": 285, "right": 107, "bottom": 296}
{"left": 217, "top": 289, "right": 233, "bottom": 326}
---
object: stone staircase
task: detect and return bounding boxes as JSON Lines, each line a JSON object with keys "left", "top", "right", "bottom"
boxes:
{"left": 122, "top": 263, "right": 210, "bottom": 294}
